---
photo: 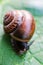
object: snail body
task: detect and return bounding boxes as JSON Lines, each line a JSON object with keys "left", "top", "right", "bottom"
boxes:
{"left": 3, "top": 10, "right": 35, "bottom": 54}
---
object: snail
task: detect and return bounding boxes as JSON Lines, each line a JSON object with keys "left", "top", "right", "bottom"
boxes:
{"left": 3, "top": 10, "right": 35, "bottom": 54}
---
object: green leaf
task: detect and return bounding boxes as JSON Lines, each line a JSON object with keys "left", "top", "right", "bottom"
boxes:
{"left": 0, "top": 0, "right": 43, "bottom": 65}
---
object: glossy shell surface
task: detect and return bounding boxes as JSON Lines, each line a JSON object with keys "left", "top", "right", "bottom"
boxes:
{"left": 4, "top": 10, "right": 35, "bottom": 42}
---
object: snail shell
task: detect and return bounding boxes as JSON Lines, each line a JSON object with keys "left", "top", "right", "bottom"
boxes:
{"left": 3, "top": 10, "right": 35, "bottom": 42}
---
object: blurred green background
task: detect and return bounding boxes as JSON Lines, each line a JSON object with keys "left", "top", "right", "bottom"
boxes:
{"left": 0, "top": 0, "right": 43, "bottom": 65}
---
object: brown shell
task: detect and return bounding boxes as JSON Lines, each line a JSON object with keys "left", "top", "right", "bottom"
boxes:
{"left": 3, "top": 10, "right": 35, "bottom": 42}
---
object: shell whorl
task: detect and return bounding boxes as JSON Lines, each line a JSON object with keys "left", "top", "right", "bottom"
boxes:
{"left": 3, "top": 10, "right": 23, "bottom": 33}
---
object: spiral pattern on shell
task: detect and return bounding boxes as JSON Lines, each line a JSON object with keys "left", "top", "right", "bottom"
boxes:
{"left": 3, "top": 10, "right": 35, "bottom": 42}
{"left": 3, "top": 10, "right": 23, "bottom": 33}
